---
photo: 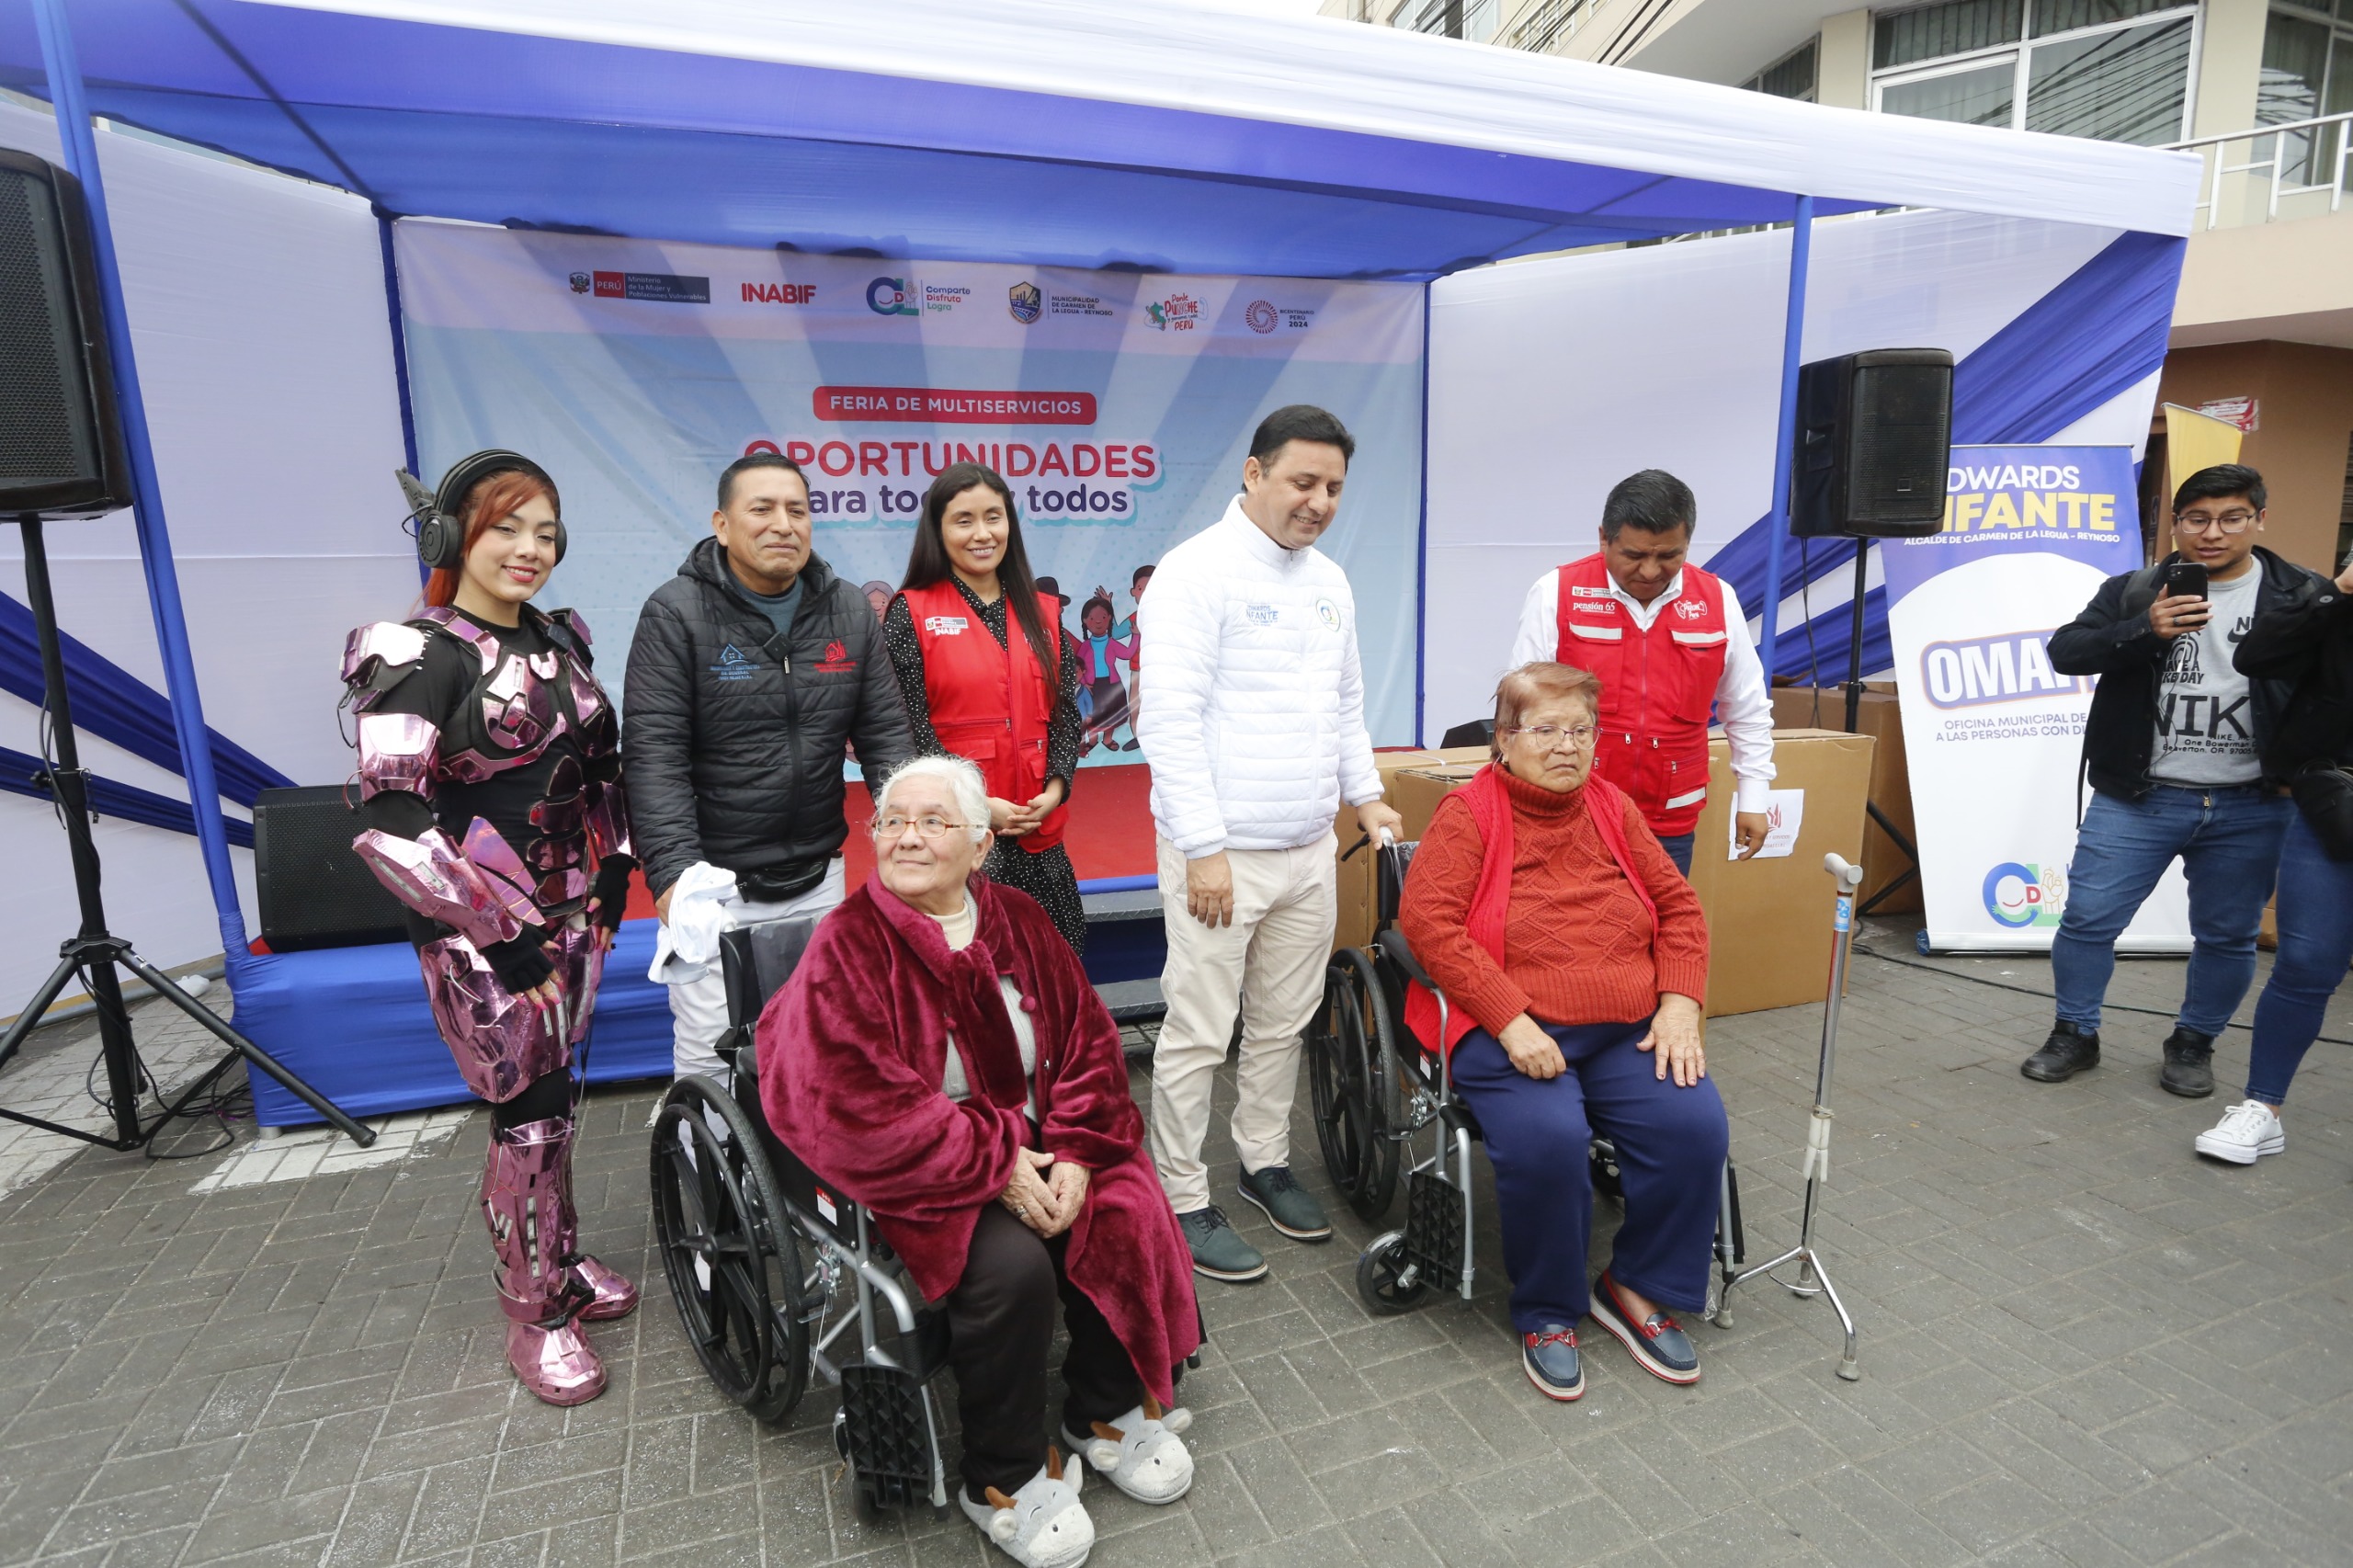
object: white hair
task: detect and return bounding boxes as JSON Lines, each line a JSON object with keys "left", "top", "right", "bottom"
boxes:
{"left": 876, "top": 755, "right": 991, "bottom": 845}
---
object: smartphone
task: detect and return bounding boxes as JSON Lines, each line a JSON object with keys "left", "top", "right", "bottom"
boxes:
{"left": 2162, "top": 562, "right": 2210, "bottom": 601}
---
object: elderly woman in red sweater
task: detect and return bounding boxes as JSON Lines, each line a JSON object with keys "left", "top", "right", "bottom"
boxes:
{"left": 1398, "top": 662, "right": 1724, "bottom": 1403}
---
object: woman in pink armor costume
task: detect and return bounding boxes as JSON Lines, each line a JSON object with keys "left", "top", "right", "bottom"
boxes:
{"left": 340, "top": 454, "right": 638, "bottom": 1404}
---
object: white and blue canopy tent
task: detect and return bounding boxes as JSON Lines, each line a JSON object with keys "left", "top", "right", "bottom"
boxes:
{"left": 0, "top": 0, "right": 2198, "bottom": 1120}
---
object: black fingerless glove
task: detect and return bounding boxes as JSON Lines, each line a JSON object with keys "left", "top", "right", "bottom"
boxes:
{"left": 480, "top": 929, "right": 555, "bottom": 995}
{"left": 590, "top": 857, "right": 636, "bottom": 931}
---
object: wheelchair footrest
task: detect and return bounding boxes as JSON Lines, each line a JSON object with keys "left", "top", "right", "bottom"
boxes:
{"left": 839, "top": 1361, "right": 935, "bottom": 1507}
{"left": 1403, "top": 1168, "right": 1464, "bottom": 1292}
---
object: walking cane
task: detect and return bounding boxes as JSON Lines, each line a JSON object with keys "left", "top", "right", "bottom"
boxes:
{"left": 1722, "top": 852, "right": 1865, "bottom": 1381}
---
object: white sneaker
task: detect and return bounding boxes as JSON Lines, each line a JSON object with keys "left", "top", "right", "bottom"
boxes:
{"left": 1062, "top": 1396, "right": 1195, "bottom": 1504}
{"left": 2195, "top": 1100, "right": 2285, "bottom": 1165}
{"left": 961, "top": 1449, "right": 1094, "bottom": 1568}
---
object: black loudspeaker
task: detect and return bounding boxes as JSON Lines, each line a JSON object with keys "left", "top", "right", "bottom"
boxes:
{"left": 0, "top": 150, "right": 130, "bottom": 519}
{"left": 1790, "top": 347, "right": 1954, "bottom": 539}
{"left": 253, "top": 786, "right": 409, "bottom": 952}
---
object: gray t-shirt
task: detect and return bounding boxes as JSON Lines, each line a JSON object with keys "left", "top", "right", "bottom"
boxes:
{"left": 2149, "top": 566, "right": 2261, "bottom": 786}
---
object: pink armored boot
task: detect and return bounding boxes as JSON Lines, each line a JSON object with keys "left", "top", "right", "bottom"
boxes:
{"left": 482, "top": 1117, "right": 607, "bottom": 1405}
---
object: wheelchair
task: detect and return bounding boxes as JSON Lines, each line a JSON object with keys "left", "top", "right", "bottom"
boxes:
{"left": 1304, "top": 840, "right": 1746, "bottom": 1321}
{"left": 646, "top": 916, "right": 953, "bottom": 1522}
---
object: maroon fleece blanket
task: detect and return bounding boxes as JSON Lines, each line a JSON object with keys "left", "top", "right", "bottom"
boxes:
{"left": 758, "top": 876, "right": 1199, "bottom": 1402}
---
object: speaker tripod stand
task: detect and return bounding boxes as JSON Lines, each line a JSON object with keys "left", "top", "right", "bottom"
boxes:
{"left": 0, "top": 514, "right": 372, "bottom": 1153}
{"left": 1833, "top": 540, "right": 1923, "bottom": 917}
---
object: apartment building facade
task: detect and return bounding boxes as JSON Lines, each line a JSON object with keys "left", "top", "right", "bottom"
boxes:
{"left": 1327, "top": 0, "right": 2353, "bottom": 571}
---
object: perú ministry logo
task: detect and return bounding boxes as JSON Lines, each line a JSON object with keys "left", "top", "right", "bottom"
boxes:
{"left": 1983, "top": 861, "right": 2067, "bottom": 928}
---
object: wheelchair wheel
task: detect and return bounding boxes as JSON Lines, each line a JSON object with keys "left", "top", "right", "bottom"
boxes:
{"left": 650, "top": 1075, "right": 812, "bottom": 1423}
{"left": 1306, "top": 949, "right": 1402, "bottom": 1222}
{"left": 1356, "top": 1230, "right": 1430, "bottom": 1315}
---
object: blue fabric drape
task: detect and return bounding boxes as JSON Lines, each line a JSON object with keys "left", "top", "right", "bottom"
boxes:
{"left": 0, "top": 744, "right": 256, "bottom": 847}
{"left": 1708, "top": 230, "right": 2185, "bottom": 668}
{"left": 0, "top": 592, "right": 292, "bottom": 807}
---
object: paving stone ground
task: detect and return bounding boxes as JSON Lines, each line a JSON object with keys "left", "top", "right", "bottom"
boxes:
{"left": 3, "top": 918, "right": 2350, "bottom": 1568}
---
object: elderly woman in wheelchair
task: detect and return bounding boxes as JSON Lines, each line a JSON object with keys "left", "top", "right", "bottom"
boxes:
{"left": 761, "top": 755, "right": 1200, "bottom": 1568}
{"left": 1395, "top": 661, "right": 1726, "bottom": 1402}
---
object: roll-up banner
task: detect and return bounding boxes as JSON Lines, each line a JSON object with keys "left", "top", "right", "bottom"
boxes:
{"left": 391, "top": 222, "right": 1427, "bottom": 759}
{"left": 1882, "top": 445, "right": 2190, "bottom": 953}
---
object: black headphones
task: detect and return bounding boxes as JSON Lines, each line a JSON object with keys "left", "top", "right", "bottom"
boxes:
{"left": 395, "top": 449, "right": 565, "bottom": 571}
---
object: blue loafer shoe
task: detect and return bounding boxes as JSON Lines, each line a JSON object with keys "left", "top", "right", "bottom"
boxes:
{"left": 1521, "top": 1324, "right": 1584, "bottom": 1402}
{"left": 1590, "top": 1272, "right": 1700, "bottom": 1385}
{"left": 1235, "top": 1165, "right": 1331, "bottom": 1243}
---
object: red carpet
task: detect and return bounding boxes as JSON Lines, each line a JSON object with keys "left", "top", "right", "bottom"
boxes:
{"left": 620, "top": 762, "right": 1157, "bottom": 919}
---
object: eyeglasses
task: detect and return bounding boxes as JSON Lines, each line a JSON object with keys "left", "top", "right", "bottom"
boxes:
{"left": 2176, "top": 510, "right": 2257, "bottom": 535}
{"left": 870, "top": 812, "right": 969, "bottom": 841}
{"left": 1506, "top": 723, "right": 1599, "bottom": 749}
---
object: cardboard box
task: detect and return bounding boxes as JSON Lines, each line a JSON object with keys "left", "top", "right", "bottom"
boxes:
{"left": 1332, "top": 749, "right": 1438, "bottom": 954}
{"left": 1688, "top": 729, "right": 1875, "bottom": 1017}
{"left": 1331, "top": 746, "right": 1498, "bottom": 954}
{"left": 1768, "top": 687, "right": 1919, "bottom": 915}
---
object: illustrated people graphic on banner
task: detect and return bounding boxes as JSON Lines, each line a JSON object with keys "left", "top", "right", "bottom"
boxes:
{"left": 1079, "top": 593, "right": 1138, "bottom": 755}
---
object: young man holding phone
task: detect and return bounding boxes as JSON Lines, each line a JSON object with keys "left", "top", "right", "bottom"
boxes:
{"left": 2026, "top": 465, "right": 2323, "bottom": 1095}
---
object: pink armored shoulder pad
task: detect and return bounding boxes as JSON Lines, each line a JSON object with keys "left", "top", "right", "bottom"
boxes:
{"left": 341, "top": 621, "right": 427, "bottom": 694}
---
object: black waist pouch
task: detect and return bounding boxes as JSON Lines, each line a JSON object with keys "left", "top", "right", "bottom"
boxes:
{"left": 2290, "top": 763, "right": 2353, "bottom": 860}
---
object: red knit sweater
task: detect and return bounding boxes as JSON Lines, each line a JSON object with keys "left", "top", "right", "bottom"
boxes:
{"left": 1398, "top": 767, "right": 1709, "bottom": 1035}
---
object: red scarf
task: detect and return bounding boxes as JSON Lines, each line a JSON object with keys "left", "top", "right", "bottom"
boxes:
{"left": 1403, "top": 764, "right": 1655, "bottom": 1056}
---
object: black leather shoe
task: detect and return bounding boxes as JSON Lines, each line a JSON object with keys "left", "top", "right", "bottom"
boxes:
{"left": 2159, "top": 1026, "right": 2216, "bottom": 1097}
{"left": 2021, "top": 1021, "right": 2100, "bottom": 1082}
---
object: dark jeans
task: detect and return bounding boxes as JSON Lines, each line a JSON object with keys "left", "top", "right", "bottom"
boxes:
{"left": 1448, "top": 1019, "right": 1727, "bottom": 1333}
{"left": 946, "top": 1203, "right": 1143, "bottom": 1500}
{"left": 1656, "top": 833, "right": 1695, "bottom": 877}
{"left": 2051, "top": 785, "right": 2290, "bottom": 1037}
{"left": 2247, "top": 812, "right": 2353, "bottom": 1105}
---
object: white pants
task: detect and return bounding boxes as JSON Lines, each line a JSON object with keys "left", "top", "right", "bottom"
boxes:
{"left": 666, "top": 858, "right": 847, "bottom": 1080}
{"left": 1149, "top": 832, "right": 1337, "bottom": 1214}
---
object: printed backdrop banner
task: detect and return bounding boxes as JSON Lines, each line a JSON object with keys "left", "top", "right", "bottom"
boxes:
{"left": 393, "top": 222, "right": 1427, "bottom": 756}
{"left": 1883, "top": 444, "right": 2190, "bottom": 952}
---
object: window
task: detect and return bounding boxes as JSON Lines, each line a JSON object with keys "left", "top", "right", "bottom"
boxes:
{"left": 1870, "top": 0, "right": 2197, "bottom": 145}
{"left": 2261, "top": 4, "right": 2353, "bottom": 186}
{"left": 1504, "top": 0, "right": 1591, "bottom": 54}
{"left": 1744, "top": 38, "right": 1821, "bottom": 101}
{"left": 1413, "top": 0, "right": 1497, "bottom": 41}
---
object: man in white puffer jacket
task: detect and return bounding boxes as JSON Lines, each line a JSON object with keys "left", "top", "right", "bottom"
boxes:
{"left": 1138, "top": 405, "right": 1404, "bottom": 1283}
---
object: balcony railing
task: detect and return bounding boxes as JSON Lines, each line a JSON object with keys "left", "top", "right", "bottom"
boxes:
{"left": 2169, "top": 110, "right": 2351, "bottom": 230}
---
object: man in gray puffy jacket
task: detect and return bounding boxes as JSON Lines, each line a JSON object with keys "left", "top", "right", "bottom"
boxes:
{"left": 625, "top": 453, "right": 914, "bottom": 1077}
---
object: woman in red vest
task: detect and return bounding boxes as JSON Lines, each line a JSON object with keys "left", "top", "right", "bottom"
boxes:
{"left": 1398, "top": 663, "right": 1722, "bottom": 1403}
{"left": 884, "top": 463, "right": 1086, "bottom": 952}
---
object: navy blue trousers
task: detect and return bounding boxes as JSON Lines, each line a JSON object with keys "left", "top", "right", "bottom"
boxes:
{"left": 1449, "top": 1019, "right": 1728, "bottom": 1334}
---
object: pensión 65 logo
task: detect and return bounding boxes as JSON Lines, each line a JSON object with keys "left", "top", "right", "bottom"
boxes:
{"left": 1146, "top": 293, "right": 1202, "bottom": 332}
{"left": 1982, "top": 861, "right": 2067, "bottom": 927}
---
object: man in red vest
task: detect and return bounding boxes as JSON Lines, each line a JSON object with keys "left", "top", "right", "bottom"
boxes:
{"left": 1506, "top": 470, "right": 1775, "bottom": 875}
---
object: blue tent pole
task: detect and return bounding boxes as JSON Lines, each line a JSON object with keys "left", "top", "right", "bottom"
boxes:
{"left": 34, "top": 0, "right": 251, "bottom": 961}
{"left": 1757, "top": 195, "right": 1814, "bottom": 680}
